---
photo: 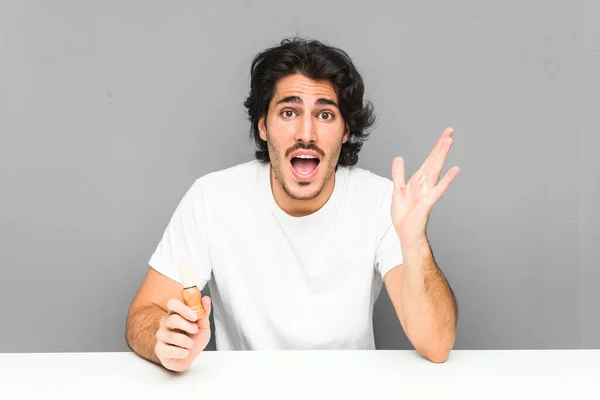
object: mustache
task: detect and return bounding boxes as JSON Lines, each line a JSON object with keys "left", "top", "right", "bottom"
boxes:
{"left": 285, "top": 142, "right": 325, "bottom": 159}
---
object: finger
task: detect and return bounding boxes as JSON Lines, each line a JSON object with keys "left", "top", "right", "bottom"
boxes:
{"left": 156, "top": 328, "right": 195, "bottom": 349}
{"left": 391, "top": 157, "right": 406, "bottom": 189}
{"left": 418, "top": 127, "right": 454, "bottom": 176}
{"left": 198, "top": 296, "right": 212, "bottom": 331}
{"left": 156, "top": 341, "right": 191, "bottom": 360}
{"left": 164, "top": 313, "right": 199, "bottom": 335}
{"left": 425, "top": 166, "right": 460, "bottom": 206}
{"left": 167, "top": 298, "right": 198, "bottom": 322}
{"left": 423, "top": 127, "right": 454, "bottom": 173}
{"left": 425, "top": 136, "right": 454, "bottom": 186}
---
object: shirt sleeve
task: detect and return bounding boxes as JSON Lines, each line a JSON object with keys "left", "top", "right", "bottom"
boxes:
{"left": 148, "top": 179, "right": 212, "bottom": 290}
{"left": 374, "top": 185, "right": 404, "bottom": 278}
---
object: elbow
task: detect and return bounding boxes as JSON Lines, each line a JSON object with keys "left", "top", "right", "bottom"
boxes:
{"left": 417, "top": 344, "right": 452, "bottom": 364}
{"left": 124, "top": 312, "right": 137, "bottom": 352}
{"left": 124, "top": 319, "right": 133, "bottom": 351}
{"left": 415, "top": 333, "right": 455, "bottom": 364}
{"left": 424, "top": 348, "right": 451, "bottom": 364}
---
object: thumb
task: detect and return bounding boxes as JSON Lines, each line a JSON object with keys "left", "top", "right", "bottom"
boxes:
{"left": 391, "top": 157, "right": 406, "bottom": 190}
{"left": 197, "top": 296, "right": 211, "bottom": 331}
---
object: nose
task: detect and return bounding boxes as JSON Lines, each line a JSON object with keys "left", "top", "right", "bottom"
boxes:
{"left": 293, "top": 113, "right": 317, "bottom": 144}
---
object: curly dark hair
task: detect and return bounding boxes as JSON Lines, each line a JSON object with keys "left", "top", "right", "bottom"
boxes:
{"left": 243, "top": 37, "right": 376, "bottom": 167}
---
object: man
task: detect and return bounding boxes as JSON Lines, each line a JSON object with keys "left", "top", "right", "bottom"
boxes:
{"left": 125, "top": 37, "right": 460, "bottom": 372}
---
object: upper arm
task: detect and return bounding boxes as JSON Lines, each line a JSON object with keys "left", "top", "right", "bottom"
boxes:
{"left": 383, "top": 264, "right": 408, "bottom": 334}
{"left": 128, "top": 266, "right": 184, "bottom": 315}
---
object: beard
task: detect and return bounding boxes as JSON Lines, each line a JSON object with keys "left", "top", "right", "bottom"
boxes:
{"left": 266, "top": 131, "right": 342, "bottom": 201}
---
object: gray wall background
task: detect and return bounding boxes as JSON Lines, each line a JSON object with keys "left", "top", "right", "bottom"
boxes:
{"left": 1, "top": 0, "right": 598, "bottom": 352}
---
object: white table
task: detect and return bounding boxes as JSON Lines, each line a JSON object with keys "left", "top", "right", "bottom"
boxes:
{"left": 1, "top": 350, "right": 599, "bottom": 399}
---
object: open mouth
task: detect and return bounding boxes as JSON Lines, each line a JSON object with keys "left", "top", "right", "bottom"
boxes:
{"left": 290, "top": 154, "right": 320, "bottom": 181}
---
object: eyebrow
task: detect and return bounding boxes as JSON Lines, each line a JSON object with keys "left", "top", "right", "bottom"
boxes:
{"left": 275, "top": 95, "right": 339, "bottom": 108}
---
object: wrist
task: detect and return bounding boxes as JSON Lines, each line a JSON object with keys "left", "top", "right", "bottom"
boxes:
{"left": 397, "top": 232, "right": 430, "bottom": 258}
{"left": 395, "top": 224, "right": 426, "bottom": 247}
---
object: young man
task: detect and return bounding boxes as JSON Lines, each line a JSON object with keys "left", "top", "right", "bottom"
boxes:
{"left": 125, "top": 37, "right": 460, "bottom": 372}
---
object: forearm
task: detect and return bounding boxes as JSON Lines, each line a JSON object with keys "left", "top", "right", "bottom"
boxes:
{"left": 401, "top": 236, "right": 457, "bottom": 362}
{"left": 125, "top": 304, "right": 165, "bottom": 365}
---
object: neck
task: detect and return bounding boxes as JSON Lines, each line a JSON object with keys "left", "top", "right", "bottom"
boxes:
{"left": 270, "top": 166, "right": 335, "bottom": 217}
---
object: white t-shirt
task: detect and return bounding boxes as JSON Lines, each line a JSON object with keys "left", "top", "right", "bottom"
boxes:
{"left": 148, "top": 159, "right": 403, "bottom": 350}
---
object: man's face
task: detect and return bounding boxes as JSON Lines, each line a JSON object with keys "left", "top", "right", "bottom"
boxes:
{"left": 258, "top": 74, "right": 349, "bottom": 201}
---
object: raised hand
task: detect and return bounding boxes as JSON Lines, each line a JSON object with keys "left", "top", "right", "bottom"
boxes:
{"left": 391, "top": 127, "right": 460, "bottom": 245}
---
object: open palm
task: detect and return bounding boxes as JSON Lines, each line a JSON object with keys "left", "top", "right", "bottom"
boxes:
{"left": 391, "top": 127, "right": 460, "bottom": 244}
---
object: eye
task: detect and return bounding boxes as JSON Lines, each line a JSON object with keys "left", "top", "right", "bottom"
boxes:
{"left": 281, "top": 110, "right": 297, "bottom": 119}
{"left": 319, "top": 111, "right": 334, "bottom": 120}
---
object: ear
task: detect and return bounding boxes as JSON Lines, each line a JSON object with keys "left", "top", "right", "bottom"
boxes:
{"left": 258, "top": 115, "right": 267, "bottom": 141}
{"left": 342, "top": 123, "right": 350, "bottom": 143}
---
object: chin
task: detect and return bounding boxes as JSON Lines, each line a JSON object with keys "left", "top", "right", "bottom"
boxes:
{"left": 285, "top": 178, "right": 323, "bottom": 201}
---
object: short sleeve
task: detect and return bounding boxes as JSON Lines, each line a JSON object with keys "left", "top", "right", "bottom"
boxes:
{"left": 374, "top": 185, "right": 403, "bottom": 278}
{"left": 148, "top": 179, "right": 212, "bottom": 290}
